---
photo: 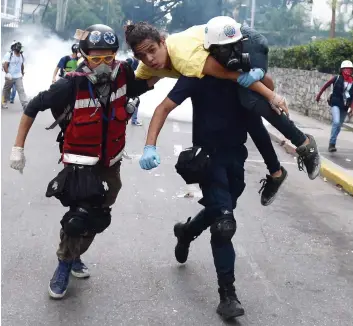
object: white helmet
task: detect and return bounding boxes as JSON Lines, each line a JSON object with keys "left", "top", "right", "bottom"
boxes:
{"left": 341, "top": 60, "right": 353, "bottom": 69}
{"left": 204, "top": 16, "right": 243, "bottom": 50}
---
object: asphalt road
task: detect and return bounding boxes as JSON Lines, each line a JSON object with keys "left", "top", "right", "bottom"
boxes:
{"left": 2, "top": 102, "right": 353, "bottom": 326}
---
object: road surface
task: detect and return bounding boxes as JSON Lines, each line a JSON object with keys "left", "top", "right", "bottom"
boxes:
{"left": 2, "top": 103, "right": 353, "bottom": 326}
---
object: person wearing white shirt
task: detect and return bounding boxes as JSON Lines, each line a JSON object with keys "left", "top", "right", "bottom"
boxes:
{"left": 2, "top": 41, "right": 28, "bottom": 110}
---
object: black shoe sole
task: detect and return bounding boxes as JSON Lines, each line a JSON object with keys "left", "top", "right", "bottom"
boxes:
{"left": 261, "top": 168, "right": 288, "bottom": 207}
{"left": 216, "top": 306, "right": 245, "bottom": 320}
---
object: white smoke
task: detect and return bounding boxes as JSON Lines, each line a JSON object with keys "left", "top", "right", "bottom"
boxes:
{"left": 137, "top": 78, "right": 193, "bottom": 122}
{"left": 1, "top": 25, "right": 76, "bottom": 97}
{"left": 2, "top": 25, "right": 193, "bottom": 121}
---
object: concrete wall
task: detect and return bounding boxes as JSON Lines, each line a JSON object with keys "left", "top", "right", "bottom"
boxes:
{"left": 268, "top": 67, "right": 340, "bottom": 123}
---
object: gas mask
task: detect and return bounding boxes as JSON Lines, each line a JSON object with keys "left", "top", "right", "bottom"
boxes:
{"left": 210, "top": 40, "right": 251, "bottom": 72}
{"left": 12, "top": 42, "right": 22, "bottom": 53}
{"left": 82, "top": 61, "right": 120, "bottom": 85}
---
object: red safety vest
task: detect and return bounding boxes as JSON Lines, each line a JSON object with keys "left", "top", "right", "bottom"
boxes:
{"left": 62, "top": 67, "right": 128, "bottom": 167}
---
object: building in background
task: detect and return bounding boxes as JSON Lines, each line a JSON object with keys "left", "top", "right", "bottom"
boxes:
{"left": 1, "top": 0, "right": 22, "bottom": 24}
{"left": 1, "top": 0, "right": 22, "bottom": 49}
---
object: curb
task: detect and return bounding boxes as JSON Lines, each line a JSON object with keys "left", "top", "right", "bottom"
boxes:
{"left": 268, "top": 129, "right": 353, "bottom": 196}
{"left": 342, "top": 123, "right": 353, "bottom": 132}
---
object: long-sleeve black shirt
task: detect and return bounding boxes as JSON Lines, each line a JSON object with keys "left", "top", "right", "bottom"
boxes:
{"left": 25, "top": 61, "right": 152, "bottom": 119}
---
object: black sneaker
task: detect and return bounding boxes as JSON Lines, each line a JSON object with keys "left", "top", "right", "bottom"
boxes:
{"left": 259, "top": 166, "right": 288, "bottom": 206}
{"left": 217, "top": 284, "right": 245, "bottom": 320}
{"left": 328, "top": 143, "right": 337, "bottom": 152}
{"left": 174, "top": 217, "right": 195, "bottom": 264}
{"left": 296, "top": 134, "right": 321, "bottom": 180}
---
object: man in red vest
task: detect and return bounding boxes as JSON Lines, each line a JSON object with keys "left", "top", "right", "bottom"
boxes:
{"left": 9, "top": 24, "right": 156, "bottom": 299}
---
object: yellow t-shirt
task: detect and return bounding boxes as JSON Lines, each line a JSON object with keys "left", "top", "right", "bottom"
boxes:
{"left": 135, "top": 25, "right": 209, "bottom": 80}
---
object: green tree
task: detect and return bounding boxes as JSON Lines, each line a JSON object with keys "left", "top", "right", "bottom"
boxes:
{"left": 256, "top": 4, "right": 309, "bottom": 46}
{"left": 120, "top": 0, "right": 181, "bottom": 27}
{"left": 42, "top": 0, "right": 124, "bottom": 39}
{"left": 167, "top": 0, "right": 224, "bottom": 32}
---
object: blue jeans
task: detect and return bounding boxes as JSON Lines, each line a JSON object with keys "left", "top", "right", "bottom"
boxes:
{"left": 329, "top": 106, "right": 347, "bottom": 145}
{"left": 10, "top": 83, "right": 16, "bottom": 102}
{"left": 186, "top": 149, "right": 247, "bottom": 285}
{"left": 131, "top": 102, "right": 140, "bottom": 123}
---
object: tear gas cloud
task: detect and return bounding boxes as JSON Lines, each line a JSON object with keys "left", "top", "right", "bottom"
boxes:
{"left": 3, "top": 25, "right": 193, "bottom": 122}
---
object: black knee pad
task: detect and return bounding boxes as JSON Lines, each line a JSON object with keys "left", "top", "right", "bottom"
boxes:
{"left": 210, "top": 213, "right": 237, "bottom": 244}
{"left": 89, "top": 207, "right": 112, "bottom": 234}
{"left": 61, "top": 208, "right": 89, "bottom": 238}
{"left": 60, "top": 207, "right": 112, "bottom": 237}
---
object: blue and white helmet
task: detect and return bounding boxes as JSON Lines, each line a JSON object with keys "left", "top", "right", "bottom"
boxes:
{"left": 204, "top": 16, "right": 243, "bottom": 50}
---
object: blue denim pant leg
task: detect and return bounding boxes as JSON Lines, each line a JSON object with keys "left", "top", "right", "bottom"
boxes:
{"left": 329, "top": 106, "right": 347, "bottom": 145}
{"left": 10, "top": 83, "right": 17, "bottom": 102}
{"left": 131, "top": 102, "right": 139, "bottom": 123}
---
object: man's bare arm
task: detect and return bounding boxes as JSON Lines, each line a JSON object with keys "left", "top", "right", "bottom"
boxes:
{"left": 146, "top": 97, "right": 178, "bottom": 146}
{"left": 262, "top": 74, "right": 274, "bottom": 91}
{"left": 3, "top": 62, "right": 9, "bottom": 74}
{"left": 52, "top": 67, "right": 59, "bottom": 83}
{"left": 14, "top": 114, "right": 35, "bottom": 148}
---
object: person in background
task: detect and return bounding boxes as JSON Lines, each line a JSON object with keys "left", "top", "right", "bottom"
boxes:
{"left": 126, "top": 56, "right": 143, "bottom": 126}
{"left": 2, "top": 41, "right": 28, "bottom": 110}
{"left": 52, "top": 44, "right": 79, "bottom": 83}
{"left": 316, "top": 60, "right": 353, "bottom": 152}
{"left": 5, "top": 41, "right": 23, "bottom": 104}
{"left": 10, "top": 83, "right": 17, "bottom": 104}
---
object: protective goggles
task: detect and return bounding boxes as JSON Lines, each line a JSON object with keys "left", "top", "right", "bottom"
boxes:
{"left": 85, "top": 54, "right": 116, "bottom": 65}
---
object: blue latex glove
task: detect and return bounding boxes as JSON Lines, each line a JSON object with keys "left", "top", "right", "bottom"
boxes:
{"left": 139, "top": 145, "right": 161, "bottom": 170}
{"left": 237, "top": 68, "right": 265, "bottom": 88}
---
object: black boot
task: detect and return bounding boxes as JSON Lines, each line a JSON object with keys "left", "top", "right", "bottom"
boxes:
{"left": 174, "top": 217, "right": 196, "bottom": 264}
{"left": 328, "top": 143, "right": 337, "bottom": 152}
{"left": 216, "top": 284, "right": 245, "bottom": 320}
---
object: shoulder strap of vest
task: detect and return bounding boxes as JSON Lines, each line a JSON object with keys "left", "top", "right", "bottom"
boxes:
{"left": 45, "top": 77, "right": 79, "bottom": 130}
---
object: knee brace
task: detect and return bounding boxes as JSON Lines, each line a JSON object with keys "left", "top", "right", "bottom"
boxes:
{"left": 61, "top": 207, "right": 112, "bottom": 237}
{"left": 89, "top": 207, "right": 112, "bottom": 234}
{"left": 61, "top": 207, "right": 89, "bottom": 238}
{"left": 210, "top": 213, "right": 237, "bottom": 244}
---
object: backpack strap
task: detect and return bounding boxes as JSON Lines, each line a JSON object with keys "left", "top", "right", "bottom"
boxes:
{"left": 8, "top": 51, "right": 24, "bottom": 63}
{"left": 45, "top": 76, "right": 80, "bottom": 130}
{"left": 45, "top": 104, "right": 72, "bottom": 130}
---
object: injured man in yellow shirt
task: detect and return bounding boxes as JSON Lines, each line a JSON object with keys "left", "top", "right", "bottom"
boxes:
{"left": 125, "top": 16, "right": 320, "bottom": 182}
{"left": 125, "top": 17, "right": 285, "bottom": 110}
